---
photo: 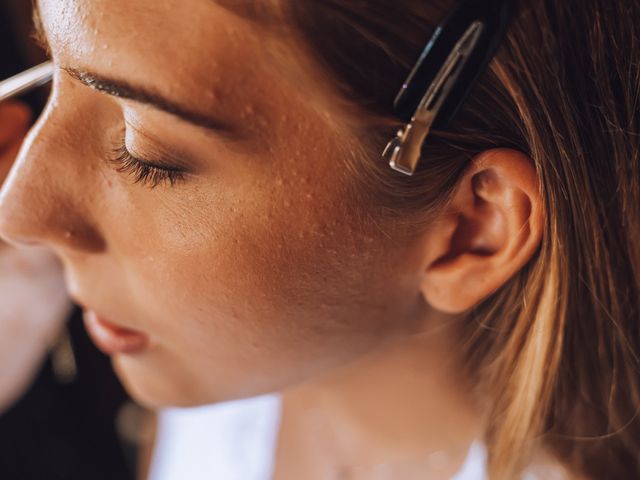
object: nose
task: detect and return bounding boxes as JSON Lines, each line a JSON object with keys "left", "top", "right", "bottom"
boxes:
{"left": 0, "top": 97, "right": 106, "bottom": 254}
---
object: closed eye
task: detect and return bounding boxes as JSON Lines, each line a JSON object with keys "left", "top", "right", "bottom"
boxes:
{"left": 109, "top": 142, "right": 187, "bottom": 189}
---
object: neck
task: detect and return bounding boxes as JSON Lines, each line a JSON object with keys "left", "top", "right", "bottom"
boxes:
{"left": 275, "top": 309, "right": 483, "bottom": 479}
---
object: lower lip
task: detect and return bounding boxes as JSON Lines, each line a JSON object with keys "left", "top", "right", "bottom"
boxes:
{"left": 83, "top": 310, "right": 149, "bottom": 356}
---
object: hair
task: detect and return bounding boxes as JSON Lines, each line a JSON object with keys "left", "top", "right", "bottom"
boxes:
{"left": 222, "top": 0, "right": 640, "bottom": 478}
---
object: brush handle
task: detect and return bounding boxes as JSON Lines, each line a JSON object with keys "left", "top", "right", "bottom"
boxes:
{"left": 0, "top": 62, "right": 54, "bottom": 102}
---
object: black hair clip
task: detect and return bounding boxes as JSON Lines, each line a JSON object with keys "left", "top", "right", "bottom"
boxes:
{"left": 383, "top": 0, "right": 514, "bottom": 175}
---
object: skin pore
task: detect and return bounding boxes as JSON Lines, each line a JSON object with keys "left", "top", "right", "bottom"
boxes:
{"left": 0, "top": 0, "right": 543, "bottom": 477}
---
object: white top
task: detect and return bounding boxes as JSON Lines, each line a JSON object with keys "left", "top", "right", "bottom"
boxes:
{"left": 149, "top": 394, "right": 488, "bottom": 480}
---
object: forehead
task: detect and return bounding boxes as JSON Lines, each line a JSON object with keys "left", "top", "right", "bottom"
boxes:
{"left": 41, "top": 0, "right": 260, "bottom": 79}
{"left": 37, "top": 0, "right": 299, "bottom": 117}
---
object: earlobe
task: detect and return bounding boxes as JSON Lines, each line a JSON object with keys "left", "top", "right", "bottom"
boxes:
{"left": 420, "top": 148, "right": 543, "bottom": 314}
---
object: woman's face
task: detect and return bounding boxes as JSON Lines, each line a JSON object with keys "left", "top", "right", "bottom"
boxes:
{"left": 0, "top": 0, "right": 427, "bottom": 407}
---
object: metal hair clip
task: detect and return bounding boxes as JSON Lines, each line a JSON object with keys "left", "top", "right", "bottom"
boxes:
{"left": 383, "top": 0, "right": 513, "bottom": 176}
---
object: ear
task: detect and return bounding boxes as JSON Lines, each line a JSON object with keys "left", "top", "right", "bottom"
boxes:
{"left": 420, "top": 148, "right": 543, "bottom": 314}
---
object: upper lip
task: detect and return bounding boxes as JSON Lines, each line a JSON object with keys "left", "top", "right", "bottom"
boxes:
{"left": 62, "top": 267, "right": 142, "bottom": 331}
{"left": 68, "top": 292, "right": 137, "bottom": 332}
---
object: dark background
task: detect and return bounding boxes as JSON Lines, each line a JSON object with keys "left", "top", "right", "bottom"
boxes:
{"left": 0, "top": 2, "right": 137, "bottom": 479}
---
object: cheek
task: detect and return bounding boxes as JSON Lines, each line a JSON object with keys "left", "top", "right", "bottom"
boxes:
{"left": 105, "top": 163, "right": 407, "bottom": 404}
{"left": 92, "top": 103, "right": 417, "bottom": 403}
{"left": 108, "top": 149, "right": 396, "bottom": 355}
{"left": 133, "top": 177, "right": 381, "bottom": 335}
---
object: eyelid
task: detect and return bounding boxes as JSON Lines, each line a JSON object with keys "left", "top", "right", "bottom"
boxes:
{"left": 123, "top": 138, "right": 187, "bottom": 172}
{"left": 124, "top": 121, "right": 195, "bottom": 170}
{"left": 124, "top": 146, "right": 187, "bottom": 173}
{"left": 110, "top": 141, "right": 187, "bottom": 188}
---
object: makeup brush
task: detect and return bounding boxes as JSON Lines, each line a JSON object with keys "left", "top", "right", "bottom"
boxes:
{"left": 0, "top": 61, "right": 53, "bottom": 102}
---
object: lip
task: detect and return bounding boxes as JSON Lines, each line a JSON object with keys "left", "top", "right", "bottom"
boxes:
{"left": 83, "top": 309, "right": 149, "bottom": 356}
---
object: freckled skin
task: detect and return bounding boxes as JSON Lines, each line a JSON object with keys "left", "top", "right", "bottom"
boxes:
{"left": 0, "top": 0, "right": 427, "bottom": 407}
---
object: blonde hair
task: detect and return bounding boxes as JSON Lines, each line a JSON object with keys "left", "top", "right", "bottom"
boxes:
{"left": 223, "top": 0, "right": 640, "bottom": 477}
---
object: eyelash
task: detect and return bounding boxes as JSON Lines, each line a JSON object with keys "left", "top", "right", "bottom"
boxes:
{"left": 109, "top": 143, "right": 187, "bottom": 188}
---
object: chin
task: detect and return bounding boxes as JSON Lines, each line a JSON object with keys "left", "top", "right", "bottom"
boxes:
{"left": 111, "top": 354, "right": 211, "bottom": 409}
{"left": 111, "top": 352, "right": 271, "bottom": 409}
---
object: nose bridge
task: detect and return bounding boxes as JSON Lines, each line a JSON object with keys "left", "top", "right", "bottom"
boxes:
{"left": 0, "top": 97, "right": 106, "bottom": 253}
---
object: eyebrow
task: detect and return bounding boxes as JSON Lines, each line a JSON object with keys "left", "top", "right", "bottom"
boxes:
{"left": 31, "top": 1, "right": 234, "bottom": 134}
{"left": 64, "top": 67, "right": 233, "bottom": 133}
